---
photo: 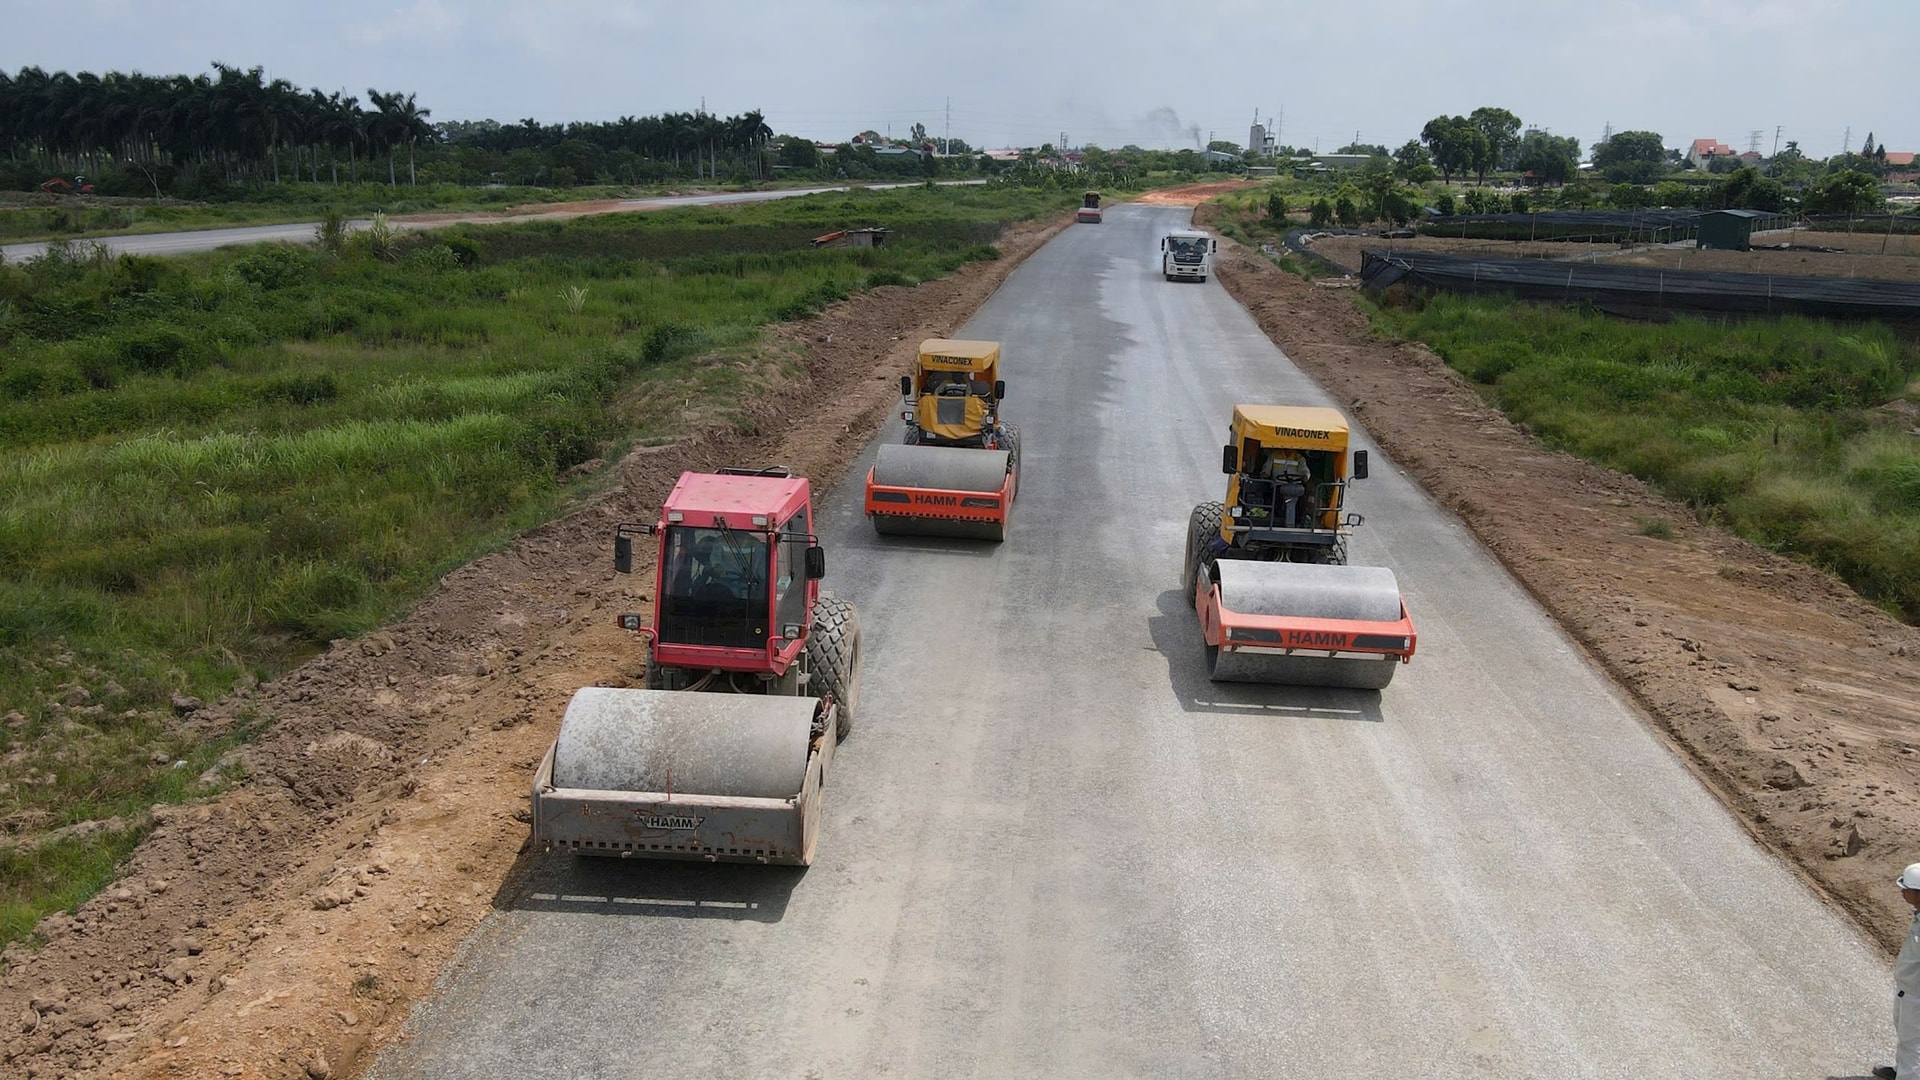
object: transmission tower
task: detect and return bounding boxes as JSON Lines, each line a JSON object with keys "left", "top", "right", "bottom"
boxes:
{"left": 1747, "top": 130, "right": 1763, "bottom": 154}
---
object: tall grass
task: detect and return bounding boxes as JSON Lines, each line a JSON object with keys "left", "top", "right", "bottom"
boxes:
{"left": 1374, "top": 294, "right": 1920, "bottom": 617}
{"left": 0, "top": 182, "right": 1076, "bottom": 949}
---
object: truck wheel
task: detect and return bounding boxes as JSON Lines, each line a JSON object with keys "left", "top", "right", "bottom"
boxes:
{"left": 1183, "top": 501, "right": 1224, "bottom": 607}
{"left": 808, "top": 594, "right": 861, "bottom": 740}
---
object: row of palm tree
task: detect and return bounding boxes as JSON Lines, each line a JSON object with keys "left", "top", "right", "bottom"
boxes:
{"left": 0, "top": 65, "right": 434, "bottom": 186}
{"left": 439, "top": 111, "right": 774, "bottom": 179}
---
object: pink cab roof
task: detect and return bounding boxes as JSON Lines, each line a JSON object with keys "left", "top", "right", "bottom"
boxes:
{"left": 663, "top": 471, "right": 810, "bottom": 524}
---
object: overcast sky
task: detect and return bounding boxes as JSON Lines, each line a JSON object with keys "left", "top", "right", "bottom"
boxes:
{"left": 3, "top": 0, "right": 1912, "bottom": 160}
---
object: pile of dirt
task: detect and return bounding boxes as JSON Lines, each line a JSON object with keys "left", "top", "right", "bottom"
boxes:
{"left": 1196, "top": 207, "right": 1920, "bottom": 956}
{"left": 1134, "top": 181, "right": 1258, "bottom": 207}
{"left": 0, "top": 213, "right": 1071, "bottom": 1080}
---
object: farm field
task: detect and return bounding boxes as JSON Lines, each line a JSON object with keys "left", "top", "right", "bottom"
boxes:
{"left": 1306, "top": 230, "right": 1920, "bottom": 282}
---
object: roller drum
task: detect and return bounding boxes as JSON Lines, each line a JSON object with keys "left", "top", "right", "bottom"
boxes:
{"left": 1209, "top": 561, "right": 1405, "bottom": 690}
{"left": 871, "top": 443, "right": 1010, "bottom": 494}
{"left": 551, "top": 687, "right": 815, "bottom": 800}
{"left": 1216, "top": 561, "right": 1403, "bottom": 622}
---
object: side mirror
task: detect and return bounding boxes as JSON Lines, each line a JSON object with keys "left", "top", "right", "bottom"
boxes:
{"left": 1210, "top": 239, "right": 1218, "bottom": 252}
{"left": 804, "top": 545, "right": 826, "bottom": 580}
{"left": 613, "top": 533, "right": 633, "bottom": 574}
{"left": 899, "top": 375, "right": 912, "bottom": 397}
{"left": 1160, "top": 238, "right": 1167, "bottom": 251}
{"left": 992, "top": 379, "right": 1006, "bottom": 400}
{"left": 1221, "top": 444, "right": 1238, "bottom": 474}
{"left": 1352, "top": 449, "right": 1369, "bottom": 480}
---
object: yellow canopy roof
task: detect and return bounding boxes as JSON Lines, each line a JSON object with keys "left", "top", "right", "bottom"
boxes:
{"left": 918, "top": 339, "right": 1001, "bottom": 372}
{"left": 1233, "top": 404, "right": 1350, "bottom": 451}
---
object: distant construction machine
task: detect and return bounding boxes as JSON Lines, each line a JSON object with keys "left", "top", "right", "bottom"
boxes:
{"left": 531, "top": 467, "right": 860, "bottom": 865}
{"left": 1161, "top": 228, "right": 1214, "bottom": 282}
{"left": 864, "top": 339, "right": 1020, "bottom": 541}
{"left": 1078, "top": 191, "right": 1103, "bottom": 223}
{"left": 1183, "top": 405, "right": 1416, "bottom": 688}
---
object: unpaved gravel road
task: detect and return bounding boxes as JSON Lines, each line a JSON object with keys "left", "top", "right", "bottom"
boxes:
{"left": 0, "top": 181, "right": 983, "bottom": 263}
{"left": 2, "top": 187, "right": 1913, "bottom": 1079}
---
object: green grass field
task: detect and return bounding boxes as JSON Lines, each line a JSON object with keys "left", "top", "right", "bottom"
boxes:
{"left": 0, "top": 182, "right": 1076, "bottom": 949}
{"left": 1372, "top": 293, "right": 1920, "bottom": 619}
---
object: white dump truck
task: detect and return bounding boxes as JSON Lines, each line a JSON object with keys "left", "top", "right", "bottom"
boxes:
{"left": 1161, "top": 228, "right": 1216, "bottom": 282}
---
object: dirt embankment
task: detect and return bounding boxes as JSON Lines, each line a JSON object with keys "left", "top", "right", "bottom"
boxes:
{"left": 1195, "top": 200, "right": 1920, "bottom": 956}
{"left": 0, "top": 214, "right": 1072, "bottom": 1080}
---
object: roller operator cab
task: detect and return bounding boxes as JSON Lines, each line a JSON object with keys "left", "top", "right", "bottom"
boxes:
{"left": 1078, "top": 190, "right": 1103, "bottom": 223}
{"left": 1182, "top": 405, "right": 1417, "bottom": 689}
{"left": 865, "top": 339, "right": 1020, "bottom": 541}
{"left": 1162, "top": 228, "right": 1215, "bottom": 282}
{"left": 531, "top": 467, "right": 862, "bottom": 866}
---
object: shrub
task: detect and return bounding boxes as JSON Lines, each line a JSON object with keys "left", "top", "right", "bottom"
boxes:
{"left": 230, "top": 244, "right": 313, "bottom": 290}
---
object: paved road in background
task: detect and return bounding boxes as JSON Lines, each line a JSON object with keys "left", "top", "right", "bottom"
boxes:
{"left": 0, "top": 181, "right": 971, "bottom": 262}
{"left": 369, "top": 204, "right": 1889, "bottom": 1079}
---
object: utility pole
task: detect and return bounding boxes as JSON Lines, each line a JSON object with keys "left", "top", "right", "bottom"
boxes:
{"left": 945, "top": 97, "right": 950, "bottom": 155}
{"left": 1843, "top": 125, "right": 1851, "bottom": 154}
{"left": 1772, "top": 125, "right": 1782, "bottom": 157}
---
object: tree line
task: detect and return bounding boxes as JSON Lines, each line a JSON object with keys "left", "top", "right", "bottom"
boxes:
{"left": 0, "top": 64, "right": 781, "bottom": 195}
{"left": 1, "top": 65, "right": 433, "bottom": 192}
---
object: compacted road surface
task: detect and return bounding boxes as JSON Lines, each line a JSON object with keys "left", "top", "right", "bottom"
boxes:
{"left": 369, "top": 205, "right": 1888, "bottom": 1079}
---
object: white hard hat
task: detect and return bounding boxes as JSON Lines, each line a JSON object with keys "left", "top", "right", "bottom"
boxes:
{"left": 1897, "top": 864, "right": 1920, "bottom": 890}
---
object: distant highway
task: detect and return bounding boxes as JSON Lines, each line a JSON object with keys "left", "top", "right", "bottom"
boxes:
{"left": 0, "top": 181, "right": 979, "bottom": 262}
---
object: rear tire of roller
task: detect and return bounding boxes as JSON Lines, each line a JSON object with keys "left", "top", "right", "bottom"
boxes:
{"left": 1184, "top": 501, "right": 1224, "bottom": 608}
{"left": 808, "top": 594, "right": 860, "bottom": 740}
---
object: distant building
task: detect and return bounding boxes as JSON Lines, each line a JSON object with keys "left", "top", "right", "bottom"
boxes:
{"left": 1885, "top": 151, "right": 1917, "bottom": 168}
{"left": 1698, "top": 209, "right": 1785, "bottom": 251}
{"left": 1312, "top": 153, "right": 1373, "bottom": 169}
{"left": 1687, "top": 138, "right": 1735, "bottom": 169}
{"left": 1200, "top": 148, "right": 1240, "bottom": 165}
{"left": 1248, "top": 120, "right": 1276, "bottom": 157}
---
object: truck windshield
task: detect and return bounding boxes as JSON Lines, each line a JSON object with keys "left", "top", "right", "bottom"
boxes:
{"left": 658, "top": 527, "right": 771, "bottom": 648}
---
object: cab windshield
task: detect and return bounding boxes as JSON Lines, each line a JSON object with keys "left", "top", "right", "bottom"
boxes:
{"left": 658, "top": 526, "right": 771, "bottom": 648}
